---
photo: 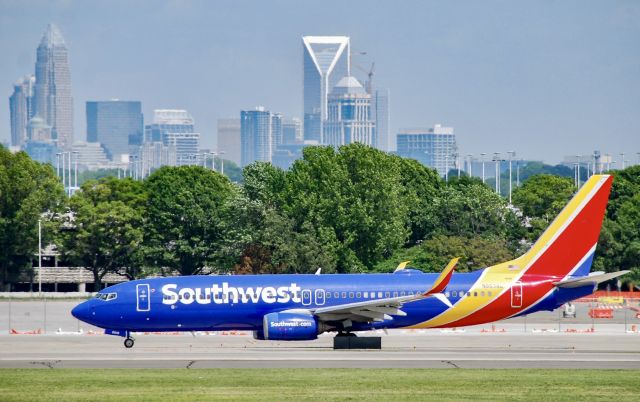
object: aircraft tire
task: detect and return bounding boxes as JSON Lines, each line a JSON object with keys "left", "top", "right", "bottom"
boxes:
{"left": 124, "top": 338, "right": 135, "bottom": 348}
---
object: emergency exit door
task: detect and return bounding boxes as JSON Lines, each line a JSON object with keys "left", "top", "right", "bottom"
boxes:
{"left": 511, "top": 282, "right": 523, "bottom": 308}
{"left": 137, "top": 284, "right": 150, "bottom": 312}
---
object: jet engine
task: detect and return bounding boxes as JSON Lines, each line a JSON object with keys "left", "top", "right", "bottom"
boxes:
{"left": 254, "top": 311, "right": 319, "bottom": 341}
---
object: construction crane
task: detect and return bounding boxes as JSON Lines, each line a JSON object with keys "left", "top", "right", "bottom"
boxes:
{"left": 355, "top": 62, "right": 375, "bottom": 95}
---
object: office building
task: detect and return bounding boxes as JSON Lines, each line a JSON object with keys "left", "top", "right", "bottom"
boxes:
{"left": 396, "top": 124, "right": 457, "bottom": 176}
{"left": 323, "top": 76, "right": 375, "bottom": 148}
{"left": 282, "top": 118, "right": 302, "bottom": 144}
{"left": 9, "top": 75, "right": 35, "bottom": 147}
{"left": 86, "top": 100, "right": 143, "bottom": 162}
{"left": 241, "top": 106, "right": 281, "bottom": 167}
{"left": 217, "top": 118, "right": 241, "bottom": 165}
{"left": 33, "top": 24, "right": 74, "bottom": 150}
{"left": 302, "top": 36, "right": 350, "bottom": 142}
{"left": 142, "top": 109, "right": 198, "bottom": 167}
{"left": 71, "top": 142, "right": 112, "bottom": 171}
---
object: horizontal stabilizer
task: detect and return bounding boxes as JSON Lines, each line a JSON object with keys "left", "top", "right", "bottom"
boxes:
{"left": 553, "top": 271, "right": 630, "bottom": 288}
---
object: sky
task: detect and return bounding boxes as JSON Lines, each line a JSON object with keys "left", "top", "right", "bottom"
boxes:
{"left": 1, "top": 0, "right": 639, "bottom": 164}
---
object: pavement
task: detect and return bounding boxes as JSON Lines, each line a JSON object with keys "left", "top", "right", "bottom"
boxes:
{"left": 1, "top": 300, "right": 639, "bottom": 369}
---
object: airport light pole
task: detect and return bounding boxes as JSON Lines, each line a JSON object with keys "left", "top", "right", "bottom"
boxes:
{"left": 493, "top": 153, "right": 500, "bottom": 194}
{"left": 38, "top": 219, "right": 42, "bottom": 296}
{"left": 576, "top": 155, "right": 581, "bottom": 188}
{"left": 467, "top": 154, "right": 473, "bottom": 177}
{"left": 56, "top": 153, "right": 61, "bottom": 178}
{"left": 480, "top": 153, "right": 486, "bottom": 184}
{"left": 73, "top": 151, "right": 79, "bottom": 192}
{"left": 218, "top": 151, "right": 226, "bottom": 175}
{"left": 211, "top": 152, "right": 217, "bottom": 172}
{"left": 61, "top": 152, "right": 66, "bottom": 197}
{"left": 507, "top": 151, "right": 515, "bottom": 204}
{"left": 620, "top": 153, "right": 625, "bottom": 169}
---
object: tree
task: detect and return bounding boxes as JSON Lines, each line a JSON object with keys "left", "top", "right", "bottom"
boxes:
{"left": 0, "top": 147, "right": 64, "bottom": 290}
{"left": 393, "top": 156, "right": 442, "bottom": 245}
{"left": 593, "top": 166, "right": 640, "bottom": 284}
{"left": 374, "top": 235, "right": 516, "bottom": 273}
{"left": 423, "top": 180, "right": 521, "bottom": 241}
{"left": 511, "top": 174, "right": 574, "bottom": 241}
{"left": 283, "top": 144, "right": 409, "bottom": 271}
{"left": 60, "top": 177, "right": 146, "bottom": 288}
{"left": 144, "top": 166, "right": 235, "bottom": 275}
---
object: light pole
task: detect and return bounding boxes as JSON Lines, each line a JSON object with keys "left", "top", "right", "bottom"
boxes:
{"left": 444, "top": 153, "right": 449, "bottom": 182}
{"left": 61, "top": 152, "right": 66, "bottom": 196}
{"left": 621, "top": 153, "right": 625, "bottom": 169}
{"left": 211, "top": 152, "right": 217, "bottom": 172}
{"left": 467, "top": 154, "right": 473, "bottom": 177}
{"left": 493, "top": 153, "right": 500, "bottom": 194}
{"left": 56, "top": 153, "right": 61, "bottom": 178}
{"left": 507, "top": 151, "right": 515, "bottom": 204}
{"left": 516, "top": 159, "right": 522, "bottom": 187}
{"left": 73, "top": 151, "right": 79, "bottom": 191}
{"left": 38, "top": 219, "right": 42, "bottom": 295}
{"left": 576, "top": 155, "right": 581, "bottom": 188}
{"left": 480, "top": 153, "right": 486, "bottom": 184}
{"left": 218, "top": 151, "right": 226, "bottom": 175}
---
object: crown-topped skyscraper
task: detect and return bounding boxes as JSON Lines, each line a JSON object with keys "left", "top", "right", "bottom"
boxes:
{"left": 33, "top": 24, "right": 74, "bottom": 150}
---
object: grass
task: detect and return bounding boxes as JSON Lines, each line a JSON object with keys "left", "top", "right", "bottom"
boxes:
{"left": 0, "top": 369, "right": 639, "bottom": 401}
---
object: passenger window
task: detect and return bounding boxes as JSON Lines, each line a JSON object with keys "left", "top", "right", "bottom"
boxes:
{"left": 385, "top": 292, "right": 390, "bottom": 298}
{"left": 488, "top": 292, "right": 493, "bottom": 297}
{"left": 356, "top": 292, "right": 362, "bottom": 298}
{"left": 378, "top": 292, "right": 383, "bottom": 298}
{"left": 445, "top": 292, "right": 450, "bottom": 297}
{"left": 334, "top": 292, "right": 339, "bottom": 298}
{"left": 401, "top": 291, "right": 406, "bottom": 296}
{"left": 364, "top": 292, "right": 369, "bottom": 298}
{"left": 467, "top": 292, "right": 471, "bottom": 297}
{"left": 326, "top": 293, "right": 331, "bottom": 299}
{"left": 474, "top": 292, "right": 477, "bottom": 297}
{"left": 342, "top": 292, "right": 346, "bottom": 298}
{"left": 349, "top": 292, "right": 354, "bottom": 298}
{"left": 393, "top": 292, "right": 398, "bottom": 297}
{"left": 481, "top": 291, "right": 485, "bottom": 297}
{"left": 452, "top": 291, "right": 457, "bottom": 297}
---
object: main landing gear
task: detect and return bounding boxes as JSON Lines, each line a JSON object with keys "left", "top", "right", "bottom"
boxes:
{"left": 124, "top": 335, "right": 135, "bottom": 348}
{"left": 333, "top": 332, "right": 381, "bottom": 350}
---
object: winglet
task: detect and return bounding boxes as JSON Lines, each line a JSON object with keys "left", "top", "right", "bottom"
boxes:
{"left": 424, "top": 257, "right": 459, "bottom": 296}
{"left": 394, "top": 261, "right": 411, "bottom": 273}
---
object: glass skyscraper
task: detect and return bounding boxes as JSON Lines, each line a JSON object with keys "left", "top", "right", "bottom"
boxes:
{"left": 396, "top": 125, "right": 457, "bottom": 177}
{"left": 372, "top": 88, "right": 390, "bottom": 151}
{"left": 33, "top": 24, "right": 74, "bottom": 150}
{"left": 302, "top": 36, "right": 350, "bottom": 143}
{"left": 241, "top": 106, "right": 282, "bottom": 167}
{"left": 217, "top": 118, "right": 241, "bottom": 166}
{"left": 86, "top": 101, "right": 143, "bottom": 162}
{"left": 9, "top": 75, "right": 35, "bottom": 147}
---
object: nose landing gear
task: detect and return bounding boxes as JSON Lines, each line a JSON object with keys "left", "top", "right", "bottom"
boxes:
{"left": 124, "top": 336, "right": 135, "bottom": 348}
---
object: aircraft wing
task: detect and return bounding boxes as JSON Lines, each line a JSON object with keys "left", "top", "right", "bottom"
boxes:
{"left": 311, "top": 258, "right": 458, "bottom": 323}
{"left": 553, "top": 270, "right": 630, "bottom": 288}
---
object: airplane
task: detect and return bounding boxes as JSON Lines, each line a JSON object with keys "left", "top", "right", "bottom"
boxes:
{"left": 72, "top": 174, "right": 628, "bottom": 348}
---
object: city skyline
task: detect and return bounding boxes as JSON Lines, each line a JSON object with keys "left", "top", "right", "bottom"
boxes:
{"left": 1, "top": 1, "right": 639, "bottom": 163}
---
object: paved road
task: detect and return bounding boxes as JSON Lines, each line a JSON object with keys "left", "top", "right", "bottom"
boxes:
{"left": 2, "top": 331, "right": 639, "bottom": 369}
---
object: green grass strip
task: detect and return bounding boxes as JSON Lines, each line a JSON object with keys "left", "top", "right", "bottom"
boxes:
{"left": 1, "top": 369, "right": 639, "bottom": 401}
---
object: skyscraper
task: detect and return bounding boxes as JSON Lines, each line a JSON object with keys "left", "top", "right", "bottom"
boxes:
{"left": 372, "top": 88, "right": 390, "bottom": 151}
{"left": 9, "top": 75, "right": 35, "bottom": 147}
{"left": 33, "top": 24, "right": 73, "bottom": 150}
{"left": 302, "top": 36, "right": 350, "bottom": 143}
{"left": 396, "top": 125, "right": 457, "bottom": 177}
{"left": 217, "top": 118, "right": 241, "bottom": 165}
{"left": 86, "top": 101, "right": 143, "bottom": 162}
{"left": 240, "top": 106, "right": 275, "bottom": 167}
{"left": 282, "top": 118, "right": 302, "bottom": 144}
{"left": 323, "top": 76, "right": 375, "bottom": 148}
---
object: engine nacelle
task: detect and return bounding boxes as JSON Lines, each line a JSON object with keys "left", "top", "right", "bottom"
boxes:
{"left": 260, "top": 311, "right": 318, "bottom": 341}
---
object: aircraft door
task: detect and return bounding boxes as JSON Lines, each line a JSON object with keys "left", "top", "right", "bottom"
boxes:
{"left": 302, "top": 289, "right": 312, "bottom": 306}
{"left": 511, "top": 282, "right": 523, "bottom": 308}
{"left": 315, "top": 289, "right": 325, "bottom": 306}
{"left": 137, "top": 284, "right": 151, "bottom": 312}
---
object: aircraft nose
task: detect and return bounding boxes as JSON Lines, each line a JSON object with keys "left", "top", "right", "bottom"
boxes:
{"left": 71, "top": 301, "right": 91, "bottom": 322}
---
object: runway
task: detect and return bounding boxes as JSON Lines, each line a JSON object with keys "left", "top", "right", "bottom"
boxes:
{"left": 2, "top": 330, "right": 640, "bottom": 369}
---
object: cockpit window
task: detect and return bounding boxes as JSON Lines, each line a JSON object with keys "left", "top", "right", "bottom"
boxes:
{"left": 95, "top": 292, "right": 117, "bottom": 301}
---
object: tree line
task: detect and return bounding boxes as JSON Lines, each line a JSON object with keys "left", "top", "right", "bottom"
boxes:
{"left": 0, "top": 143, "right": 638, "bottom": 290}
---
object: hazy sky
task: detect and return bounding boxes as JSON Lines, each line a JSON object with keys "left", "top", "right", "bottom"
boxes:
{"left": 1, "top": 0, "right": 639, "bottom": 163}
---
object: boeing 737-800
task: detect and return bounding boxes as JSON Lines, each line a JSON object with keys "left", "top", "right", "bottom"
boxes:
{"left": 72, "top": 174, "right": 627, "bottom": 348}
